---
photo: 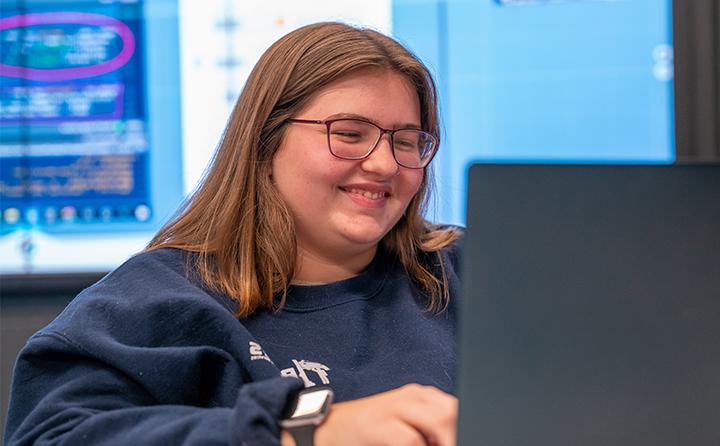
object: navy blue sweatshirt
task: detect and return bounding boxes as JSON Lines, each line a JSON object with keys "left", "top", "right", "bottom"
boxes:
{"left": 4, "top": 241, "right": 461, "bottom": 445}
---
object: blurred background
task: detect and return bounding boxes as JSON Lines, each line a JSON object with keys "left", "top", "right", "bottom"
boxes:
{"left": 1, "top": 0, "right": 718, "bottom": 433}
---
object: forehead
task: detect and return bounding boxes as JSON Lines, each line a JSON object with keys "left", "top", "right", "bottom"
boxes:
{"left": 298, "top": 68, "right": 422, "bottom": 127}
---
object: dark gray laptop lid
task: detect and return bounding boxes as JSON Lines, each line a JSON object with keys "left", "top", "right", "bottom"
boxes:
{"left": 457, "top": 164, "right": 720, "bottom": 446}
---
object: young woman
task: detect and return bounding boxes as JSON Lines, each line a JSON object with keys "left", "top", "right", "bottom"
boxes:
{"left": 5, "top": 22, "right": 462, "bottom": 446}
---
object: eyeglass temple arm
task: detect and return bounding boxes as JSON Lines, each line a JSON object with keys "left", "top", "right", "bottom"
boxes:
{"left": 286, "top": 118, "right": 324, "bottom": 124}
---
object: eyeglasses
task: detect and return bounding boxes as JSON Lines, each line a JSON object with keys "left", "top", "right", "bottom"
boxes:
{"left": 286, "top": 118, "right": 438, "bottom": 169}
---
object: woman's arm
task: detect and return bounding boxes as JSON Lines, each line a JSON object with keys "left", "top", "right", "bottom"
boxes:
{"left": 4, "top": 332, "right": 303, "bottom": 446}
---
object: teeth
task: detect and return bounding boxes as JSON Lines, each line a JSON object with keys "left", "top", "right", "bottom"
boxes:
{"left": 346, "top": 188, "right": 385, "bottom": 200}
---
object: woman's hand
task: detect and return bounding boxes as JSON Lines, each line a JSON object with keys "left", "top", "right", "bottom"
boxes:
{"left": 309, "top": 383, "right": 458, "bottom": 446}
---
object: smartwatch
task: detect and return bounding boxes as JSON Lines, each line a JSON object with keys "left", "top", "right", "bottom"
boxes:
{"left": 280, "top": 387, "right": 334, "bottom": 446}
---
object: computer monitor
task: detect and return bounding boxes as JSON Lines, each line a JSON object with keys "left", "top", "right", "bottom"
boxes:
{"left": 0, "top": 0, "right": 183, "bottom": 274}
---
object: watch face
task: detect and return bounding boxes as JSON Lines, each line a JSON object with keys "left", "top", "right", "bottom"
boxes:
{"left": 289, "top": 388, "right": 333, "bottom": 418}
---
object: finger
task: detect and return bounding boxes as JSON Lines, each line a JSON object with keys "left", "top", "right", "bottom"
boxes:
{"left": 395, "top": 395, "right": 457, "bottom": 446}
{"left": 397, "top": 385, "right": 458, "bottom": 427}
{"left": 414, "top": 385, "right": 459, "bottom": 409}
{"left": 388, "top": 418, "right": 430, "bottom": 446}
{"left": 397, "top": 407, "right": 455, "bottom": 446}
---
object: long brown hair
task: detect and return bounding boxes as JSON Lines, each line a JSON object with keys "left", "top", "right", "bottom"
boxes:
{"left": 147, "top": 22, "right": 460, "bottom": 318}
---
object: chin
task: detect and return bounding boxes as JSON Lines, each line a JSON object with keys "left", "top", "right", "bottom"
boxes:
{"left": 339, "top": 225, "right": 391, "bottom": 247}
{"left": 331, "top": 213, "right": 403, "bottom": 248}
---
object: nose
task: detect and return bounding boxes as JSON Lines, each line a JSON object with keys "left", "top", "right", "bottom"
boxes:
{"left": 360, "top": 133, "right": 399, "bottom": 177}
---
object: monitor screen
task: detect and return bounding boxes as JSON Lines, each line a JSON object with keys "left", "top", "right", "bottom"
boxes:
{"left": 1, "top": 0, "right": 184, "bottom": 274}
{"left": 1, "top": 0, "right": 675, "bottom": 275}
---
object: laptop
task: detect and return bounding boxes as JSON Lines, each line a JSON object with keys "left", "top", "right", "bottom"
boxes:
{"left": 457, "top": 163, "right": 720, "bottom": 446}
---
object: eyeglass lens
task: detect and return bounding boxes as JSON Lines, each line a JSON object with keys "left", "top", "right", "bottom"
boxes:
{"left": 328, "top": 119, "right": 435, "bottom": 168}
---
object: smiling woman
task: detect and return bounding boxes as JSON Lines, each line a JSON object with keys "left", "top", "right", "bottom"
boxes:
{"left": 5, "top": 22, "right": 462, "bottom": 446}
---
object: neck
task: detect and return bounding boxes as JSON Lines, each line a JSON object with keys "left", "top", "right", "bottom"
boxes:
{"left": 292, "top": 245, "right": 378, "bottom": 285}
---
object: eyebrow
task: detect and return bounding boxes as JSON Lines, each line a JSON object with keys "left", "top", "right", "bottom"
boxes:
{"left": 325, "top": 112, "right": 422, "bottom": 131}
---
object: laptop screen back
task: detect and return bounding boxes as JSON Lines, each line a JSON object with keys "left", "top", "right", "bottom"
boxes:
{"left": 457, "top": 164, "right": 720, "bottom": 446}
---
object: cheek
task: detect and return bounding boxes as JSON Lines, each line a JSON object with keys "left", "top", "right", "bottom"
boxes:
{"left": 399, "top": 170, "right": 424, "bottom": 202}
{"left": 273, "top": 155, "right": 345, "bottom": 212}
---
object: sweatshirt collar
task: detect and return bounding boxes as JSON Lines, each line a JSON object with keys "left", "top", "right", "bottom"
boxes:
{"left": 279, "top": 249, "right": 392, "bottom": 312}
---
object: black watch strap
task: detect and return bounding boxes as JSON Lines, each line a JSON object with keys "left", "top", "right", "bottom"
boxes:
{"left": 288, "top": 424, "right": 316, "bottom": 446}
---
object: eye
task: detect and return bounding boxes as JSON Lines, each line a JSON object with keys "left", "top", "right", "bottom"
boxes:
{"left": 331, "top": 130, "right": 362, "bottom": 139}
{"left": 394, "top": 131, "right": 422, "bottom": 151}
{"left": 395, "top": 139, "right": 417, "bottom": 150}
{"left": 329, "top": 120, "right": 374, "bottom": 142}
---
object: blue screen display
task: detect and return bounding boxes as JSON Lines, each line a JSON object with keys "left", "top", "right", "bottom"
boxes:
{"left": 0, "top": 0, "right": 182, "bottom": 273}
{"left": 1, "top": 3, "right": 151, "bottom": 228}
{"left": 0, "top": 0, "right": 675, "bottom": 273}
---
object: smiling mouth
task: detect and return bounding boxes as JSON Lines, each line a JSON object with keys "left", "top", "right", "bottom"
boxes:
{"left": 339, "top": 187, "right": 390, "bottom": 200}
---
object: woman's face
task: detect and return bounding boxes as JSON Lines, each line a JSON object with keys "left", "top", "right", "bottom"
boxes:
{"left": 272, "top": 68, "right": 424, "bottom": 262}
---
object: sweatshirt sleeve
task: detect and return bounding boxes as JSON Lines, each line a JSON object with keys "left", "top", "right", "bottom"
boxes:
{"left": 4, "top": 249, "right": 305, "bottom": 445}
{"left": 4, "top": 331, "right": 304, "bottom": 446}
